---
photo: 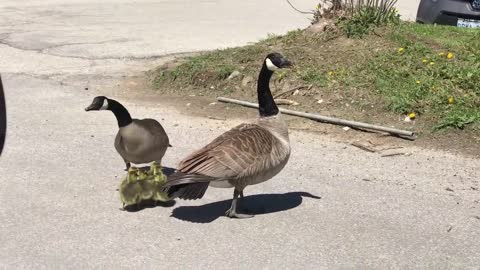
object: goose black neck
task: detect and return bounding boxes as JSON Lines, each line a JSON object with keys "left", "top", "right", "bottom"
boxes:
{"left": 108, "top": 99, "right": 132, "bottom": 127}
{"left": 257, "top": 63, "right": 279, "bottom": 117}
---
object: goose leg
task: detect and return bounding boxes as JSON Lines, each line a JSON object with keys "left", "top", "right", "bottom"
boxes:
{"left": 124, "top": 162, "right": 131, "bottom": 171}
{"left": 225, "top": 189, "right": 253, "bottom": 219}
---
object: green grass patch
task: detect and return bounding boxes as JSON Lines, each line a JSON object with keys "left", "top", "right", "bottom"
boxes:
{"left": 369, "top": 23, "right": 480, "bottom": 129}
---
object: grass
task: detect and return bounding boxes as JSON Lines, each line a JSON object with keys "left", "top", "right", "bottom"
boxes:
{"left": 371, "top": 23, "right": 480, "bottom": 129}
{"left": 151, "top": 22, "right": 480, "bottom": 131}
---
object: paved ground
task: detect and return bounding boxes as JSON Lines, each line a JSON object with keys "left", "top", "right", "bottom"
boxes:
{"left": 1, "top": 0, "right": 479, "bottom": 269}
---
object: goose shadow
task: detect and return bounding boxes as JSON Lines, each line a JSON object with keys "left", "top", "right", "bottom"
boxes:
{"left": 121, "top": 166, "right": 177, "bottom": 212}
{"left": 171, "top": 191, "right": 321, "bottom": 223}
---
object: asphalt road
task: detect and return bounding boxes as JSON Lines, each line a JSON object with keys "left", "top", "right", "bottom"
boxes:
{"left": 1, "top": 0, "right": 480, "bottom": 269}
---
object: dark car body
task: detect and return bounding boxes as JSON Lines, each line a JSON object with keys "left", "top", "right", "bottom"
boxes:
{"left": 416, "top": 0, "right": 480, "bottom": 28}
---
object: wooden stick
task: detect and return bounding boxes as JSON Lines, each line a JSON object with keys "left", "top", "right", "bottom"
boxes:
{"left": 351, "top": 142, "right": 376, "bottom": 153}
{"left": 217, "top": 97, "right": 416, "bottom": 139}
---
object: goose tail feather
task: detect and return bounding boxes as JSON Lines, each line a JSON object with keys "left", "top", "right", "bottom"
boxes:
{"left": 162, "top": 172, "right": 213, "bottom": 200}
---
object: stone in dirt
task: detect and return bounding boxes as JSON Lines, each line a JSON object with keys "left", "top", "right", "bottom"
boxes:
{"left": 242, "top": 76, "right": 254, "bottom": 87}
{"left": 227, "top": 70, "right": 241, "bottom": 80}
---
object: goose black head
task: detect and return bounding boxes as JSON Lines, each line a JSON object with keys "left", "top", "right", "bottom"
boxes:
{"left": 85, "top": 96, "right": 109, "bottom": 111}
{"left": 265, "top": 52, "right": 293, "bottom": 71}
{"left": 85, "top": 96, "right": 132, "bottom": 127}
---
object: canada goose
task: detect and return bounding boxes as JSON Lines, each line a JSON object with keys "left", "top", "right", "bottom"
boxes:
{"left": 85, "top": 96, "right": 171, "bottom": 170}
{"left": 162, "top": 52, "right": 293, "bottom": 218}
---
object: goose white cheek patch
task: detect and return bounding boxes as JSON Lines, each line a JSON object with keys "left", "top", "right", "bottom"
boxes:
{"left": 100, "top": 99, "right": 108, "bottom": 110}
{"left": 266, "top": 58, "right": 279, "bottom": 71}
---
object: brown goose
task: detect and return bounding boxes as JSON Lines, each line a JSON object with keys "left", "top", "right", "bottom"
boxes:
{"left": 85, "top": 96, "right": 171, "bottom": 170}
{"left": 162, "top": 53, "right": 293, "bottom": 218}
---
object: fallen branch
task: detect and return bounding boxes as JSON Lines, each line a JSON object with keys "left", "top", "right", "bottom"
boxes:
{"left": 208, "top": 116, "right": 227, "bottom": 121}
{"left": 273, "top": 85, "right": 308, "bottom": 99}
{"left": 381, "top": 152, "right": 411, "bottom": 157}
{"left": 217, "top": 97, "right": 416, "bottom": 140}
{"left": 274, "top": 98, "right": 299, "bottom": 106}
{"left": 351, "top": 142, "right": 376, "bottom": 153}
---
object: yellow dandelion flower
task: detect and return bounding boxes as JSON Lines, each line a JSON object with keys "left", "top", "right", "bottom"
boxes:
{"left": 422, "top": 59, "right": 428, "bottom": 63}
{"left": 438, "top": 52, "right": 445, "bottom": 57}
{"left": 429, "top": 61, "right": 435, "bottom": 65}
{"left": 448, "top": 96, "right": 455, "bottom": 104}
{"left": 398, "top": 47, "right": 405, "bottom": 53}
{"left": 328, "top": 71, "right": 334, "bottom": 76}
{"left": 408, "top": 112, "right": 416, "bottom": 120}
{"left": 416, "top": 80, "right": 421, "bottom": 84}
{"left": 447, "top": 52, "right": 454, "bottom": 59}
{"left": 315, "top": 4, "right": 320, "bottom": 10}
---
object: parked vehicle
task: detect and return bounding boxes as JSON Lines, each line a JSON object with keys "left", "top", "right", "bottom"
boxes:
{"left": 416, "top": 0, "right": 480, "bottom": 28}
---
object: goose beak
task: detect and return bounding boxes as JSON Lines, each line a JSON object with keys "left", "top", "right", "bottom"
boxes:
{"left": 281, "top": 59, "right": 294, "bottom": 68}
{"left": 84, "top": 105, "right": 94, "bottom": 111}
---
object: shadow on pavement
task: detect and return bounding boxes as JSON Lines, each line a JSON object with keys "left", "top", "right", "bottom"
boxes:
{"left": 171, "top": 191, "right": 321, "bottom": 223}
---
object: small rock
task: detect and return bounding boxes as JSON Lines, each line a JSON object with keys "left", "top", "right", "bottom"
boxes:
{"left": 241, "top": 76, "right": 254, "bottom": 87}
{"left": 84, "top": 87, "right": 89, "bottom": 90}
{"left": 317, "top": 99, "right": 324, "bottom": 104}
{"left": 209, "top": 102, "right": 216, "bottom": 106}
{"left": 227, "top": 70, "right": 241, "bottom": 80}
{"left": 186, "top": 103, "right": 191, "bottom": 107}
{"left": 210, "top": 86, "right": 215, "bottom": 89}
{"left": 306, "top": 20, "right": 331, "bottom": 33}
{"left": 343, "top": 127, "right": 350, "bottom": 131}
{"left": 404, "top": 116, "right": 412, "bottom": 122}
{"left": 293, "top": 90, "right": 300, "bottom": 96}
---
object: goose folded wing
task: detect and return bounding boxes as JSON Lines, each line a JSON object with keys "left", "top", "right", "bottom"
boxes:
{"left": 177, "top": 123, "right": 277, "bottom": 180}
{"left": 134, "top": 118, "right": 170, "bottom": 145}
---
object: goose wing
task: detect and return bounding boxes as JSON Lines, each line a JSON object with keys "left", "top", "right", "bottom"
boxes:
{"left": 134, "top": 118, "right": 170, "bottom": 146}
{"left": 177, "top": 123, "right": 278, "bottom": 179}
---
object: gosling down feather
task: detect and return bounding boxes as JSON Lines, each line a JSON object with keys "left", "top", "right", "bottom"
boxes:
{"left": 85, "top": 96, "right": 171, "bottom": 170}
{"left": 162, "top": 52, "right": 293, "bottom": 218}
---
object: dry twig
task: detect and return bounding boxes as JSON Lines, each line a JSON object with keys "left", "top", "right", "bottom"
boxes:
{"left": 273, "top": 85, "right": 309, "bottom": 99}
{"left": 351, "top": 142, "right": 376, "bottom": 153}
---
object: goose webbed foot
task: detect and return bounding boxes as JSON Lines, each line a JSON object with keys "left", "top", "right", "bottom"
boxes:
{"left": 225, "top": 189, "right": 254, "bottom": 219}
{"left": 225, "top": 209, "right": 254, "bottom": 219}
